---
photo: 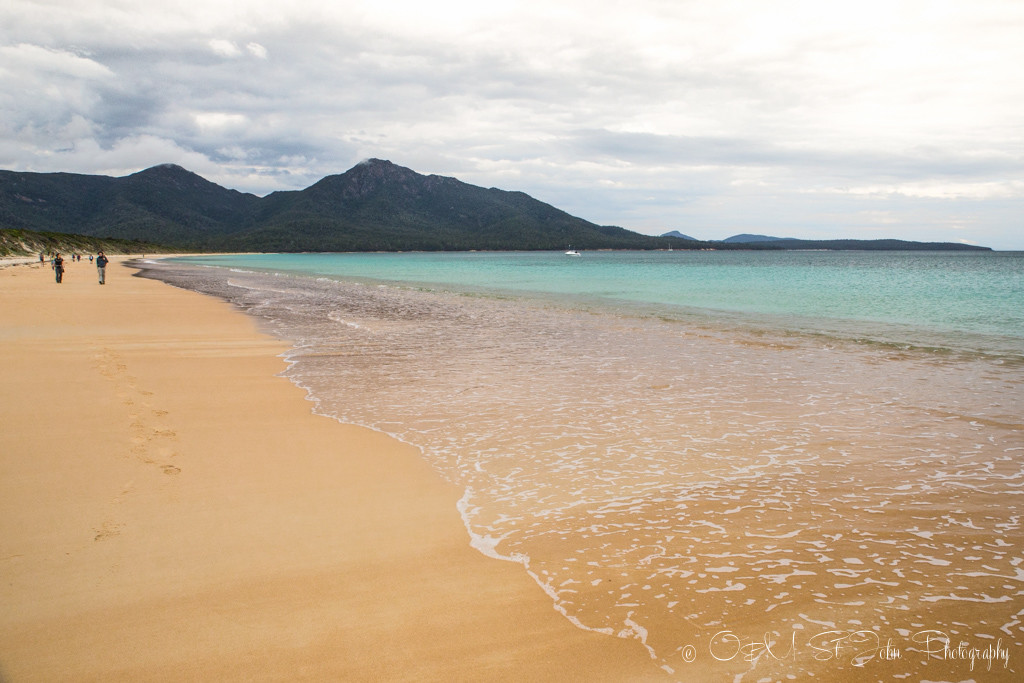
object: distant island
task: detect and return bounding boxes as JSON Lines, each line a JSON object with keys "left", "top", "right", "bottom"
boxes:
{"left": 661, "top": 231, "right": 989, "bottom": 251}
{"left": 0, "top": 160, "right": 991, "bottom": 253}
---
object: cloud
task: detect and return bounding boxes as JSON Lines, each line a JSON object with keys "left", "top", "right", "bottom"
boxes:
{"left": 7, "top": 132, "right": 215, "bottom": 178}
{"left": 1, "top": 0, "right": 1023, "bottom": 248}
{"left": 246, "top": 42, "right": 267, "bottom": 59}
{"left": 827, "top": 180, "right": 1024, "bottom": 201}
{"left": 194, "top": 112, "right": 249, "bottom": 132}
{"left": 209, "top": 39, "right": 268, "bottom": 60}
{"left": 0, "top": 43, "right": 113, "bottom": 79}
{"left": 209, "top": 39, "right": 242, "bottom": 58}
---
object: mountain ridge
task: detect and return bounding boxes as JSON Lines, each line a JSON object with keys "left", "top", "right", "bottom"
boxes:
{"left": 0, "top": 161, "right": 992, "bottom": 252}
{"left": 722, "top": 233, "right": 799, "bottom": 243}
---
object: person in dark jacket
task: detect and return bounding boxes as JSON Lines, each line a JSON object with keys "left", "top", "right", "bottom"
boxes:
{"left": 96, "top": 251, "right": 109, "bottom": 285}
{"left": 52, "top": 253, "right": 64, "bottom": 283}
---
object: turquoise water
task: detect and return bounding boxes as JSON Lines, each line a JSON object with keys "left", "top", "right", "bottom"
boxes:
{"left": 180, "top": 250, "right": 1024, "bottom": 358}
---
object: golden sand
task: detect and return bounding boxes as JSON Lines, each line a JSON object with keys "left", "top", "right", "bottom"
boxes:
{"left": 0, "top": 257, "right": 660, "bottom": 681}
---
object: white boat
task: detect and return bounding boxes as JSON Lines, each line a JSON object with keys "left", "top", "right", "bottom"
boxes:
{"left": 564, "top": 248, "right": 581, "bottom": 256}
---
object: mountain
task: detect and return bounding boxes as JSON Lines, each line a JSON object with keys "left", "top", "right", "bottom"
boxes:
{"left": 229, "top": 159, "right": 687, "bottom": 251}
{"left": 0, "top": 160, "right": 686, "bottom": 252}
{"left": 722, "top": 234, "right": 798, "bottom": 243}
{"left": 0, "top": 161, "right": 992, "bottom": 252}
{"left": 660, "top": 230, "right": 697, "bottom": 240}
{"left": 0, "top": 164, "right": 258, "bottom": 246}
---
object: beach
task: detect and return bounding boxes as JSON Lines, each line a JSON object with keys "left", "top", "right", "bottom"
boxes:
{"left": 0, "top": 257, "right": 660, "bottom": 681}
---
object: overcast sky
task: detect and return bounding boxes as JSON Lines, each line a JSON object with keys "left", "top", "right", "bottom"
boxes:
{"left": 2, "top": 1, "right": 1022, "bottom": 248}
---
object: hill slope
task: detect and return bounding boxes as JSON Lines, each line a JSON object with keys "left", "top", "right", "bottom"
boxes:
{"left": 231, "top": 159, "right": 677, "bottom": 251}
{"left": 660, "top": 230, "right": 697, "bottom": 240}
{"left": 0, "top": 165, "right": 258, "bottom": 246}
{"left": 0, "top": 160, "right": 689, "bottom": 252}
{"left": 0, "top": 161, "right": 992, "bottom": 252}
{"left": 723, "top": 234, "right": 798, "bottom": 243}
{"left": 0, "top": 227, "right": 178, "bottom": 258}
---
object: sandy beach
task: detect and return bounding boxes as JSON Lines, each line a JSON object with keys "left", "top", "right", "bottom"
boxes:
{"left": 0, "top": 257, "right": 660, "bottom": 681}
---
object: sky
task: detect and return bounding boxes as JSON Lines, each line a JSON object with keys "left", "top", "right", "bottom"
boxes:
{"left": 2, "top": 1, "right": 1023, "bottom": 249}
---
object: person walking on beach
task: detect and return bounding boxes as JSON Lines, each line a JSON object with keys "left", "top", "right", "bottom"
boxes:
{"left": 52, "top": 253, "right": 65, "bottom": 283}
{"left": 96, "top": 251, "right": 108, "bottom": 285}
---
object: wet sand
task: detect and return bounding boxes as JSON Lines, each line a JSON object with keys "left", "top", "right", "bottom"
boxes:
{"left": 0, "top": 257, "right": 660, "bottom": 681}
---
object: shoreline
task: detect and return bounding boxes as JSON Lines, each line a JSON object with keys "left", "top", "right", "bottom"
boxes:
{"left": 0, "top": 257, "right": 661, "bottom": 680}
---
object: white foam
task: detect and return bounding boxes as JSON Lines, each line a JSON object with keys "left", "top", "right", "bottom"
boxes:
{"left": 696, "top": 581, "right": 747, "bottom": 593}
{"left": 457, "top": 489, "right": 528, "bottom": 564}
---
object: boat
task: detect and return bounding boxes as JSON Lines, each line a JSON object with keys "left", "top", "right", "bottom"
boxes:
{"left": 564, "top": 247, "right": 581, "bottom": 256}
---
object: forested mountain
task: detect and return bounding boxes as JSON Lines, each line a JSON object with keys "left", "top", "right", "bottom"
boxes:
{"left": 0, "top": 160, "right": 991, "bottom": 252}
{"left": 0, "top": 160, "right": 690, "bottom": 252}
{"left": 0, "top": 164, "right": 257, "bottom": 246}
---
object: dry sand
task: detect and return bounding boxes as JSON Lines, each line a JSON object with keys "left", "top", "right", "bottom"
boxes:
{"left": 0, "top": 257, "right": 660, "bottom": 681}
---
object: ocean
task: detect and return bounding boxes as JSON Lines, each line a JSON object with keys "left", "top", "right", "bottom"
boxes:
{"left": 140, "top": 250, "right": 1023, "bottom": 681}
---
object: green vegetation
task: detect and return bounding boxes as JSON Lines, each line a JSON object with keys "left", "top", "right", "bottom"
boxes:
{"left": 0, "top": 227, "right": 179, "bottom": 257}
{"left": 0, "top": 160, "right": 991, "bottom": 253}
{"left": 0, "top": 161, "right": 709, "bottom": 252}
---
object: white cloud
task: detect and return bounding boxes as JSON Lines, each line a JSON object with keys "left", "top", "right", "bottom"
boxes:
{"left": 209, "top": 39, "right": 241, "bottom": 57}
{"left": 246, "top": 42, "right": 267, "bottom": 59}
{"left": 208, "top": 39, "right": 268, "bottom": 59}
{"left": 0, "top": 43, "right": 113, "bottom": 79}
{"left": 828, "top": 180, "right": 1024, "bottom": 200}
{"left": 194, "top": 112, "right": 248, "bottom": 131}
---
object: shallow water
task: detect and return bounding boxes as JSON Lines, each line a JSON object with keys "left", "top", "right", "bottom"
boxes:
{"left": 139, "top": 253, "right": 1024, "bottom": 680}
{"left": 178, "top": 250, "right": 1024, "bottom": 359}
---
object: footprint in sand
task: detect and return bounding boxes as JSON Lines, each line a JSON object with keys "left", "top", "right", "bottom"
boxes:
{"left": 94, "top": 522, "right": 123, "bottom": 541}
